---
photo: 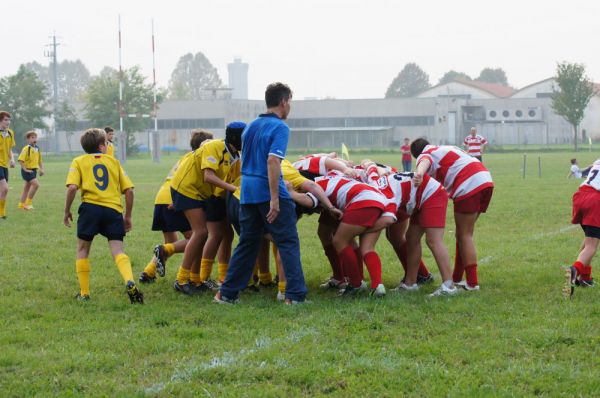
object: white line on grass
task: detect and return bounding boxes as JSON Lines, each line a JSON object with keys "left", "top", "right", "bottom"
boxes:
{"left": 531, "top": 225, "right": 577, "bottom": 240}
{"left": 144, "top": 327, "right": 317, "bottom": 395}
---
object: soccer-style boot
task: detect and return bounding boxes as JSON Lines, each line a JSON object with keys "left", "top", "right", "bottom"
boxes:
{"left": 75, "top": 293, "right": 90, "bottom": 302}
{"left": 203, "top": 279, "right": 220, "bottom": 291}
{"left": 563, "top": 266, "right": 577, "bottom": 298}
{"left": 416, "top": 273, "right": 435, "bottom": 285}
{"left": 429, "top": 283, "right": 459, "bottom": 297}
{"left": 154, "top": 245, "right": 168, "bottom": 277}
{"left": 575, "top": 278, "right": 595, "bottom": 288}
{"left": 139, "top": 272, "right": 156, "bottom": 284}
{"left": 320, "top": 277, "right": 347, "bottom": 290}
{"left": 337, "top": 284, "right": 361, "bottom": 299}
{"left": 455, "top": 280, "right": 480, "bottom": 291}
{"left": 173, "top": 281, "right": 195, "bottom": 296}
{"left": 391, "top": 283, "right": 419, "bottom": 292}
{"left": 213, "top": 291, "right": 238, "bottom": 305}
{"left": 126, "top": 281, "right": 144, "bottom": 304}
{"left": 370, "top": 283, "right": 386, "bottom": 298}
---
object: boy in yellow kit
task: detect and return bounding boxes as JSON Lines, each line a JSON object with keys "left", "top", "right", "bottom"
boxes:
{"left": 104, "top": 126, "right": 115, "bottom": 157}
{"left": 18, "top": 131, "right": 44, "bottom": 210}
{"left": 0, "top": 111, "right": 16, "bottom": 219}
{"left": 64, "top": 128, "right": 143, "bottom": 304}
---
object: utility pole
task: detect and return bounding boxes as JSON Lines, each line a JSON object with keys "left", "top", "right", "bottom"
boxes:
{"left": 45, "top": 33, "right": 60, "bottom": 152}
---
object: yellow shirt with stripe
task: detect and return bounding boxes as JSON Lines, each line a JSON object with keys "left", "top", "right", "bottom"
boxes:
{"left": 65, "top": 153, "right": 134, "bottom": 213}
{"left": 154, "top": 161, "right": 180, "bottom": 205}
{"left": 106, "top": 141, "right": 115, "bottom": 157}
{"left": 232, "top": 159, "right": 307, "bottom": 200}
{"left": 18, "top": 145, "right": 42, "bottom": 169}
{"left": 169, "top": 150, "right": 212, "bottom": 201}
{"left": 199, "top": 139, "right": 239, "bottom": 198}
{"left": 0, "top": 129, "right": 16, "bottom": 168}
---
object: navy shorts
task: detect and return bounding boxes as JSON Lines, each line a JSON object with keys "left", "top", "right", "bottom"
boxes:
{"left": 226, "top": 192, "right": 240, "bottom": 235}
{"left": 77, "top": 202, "right": 126, "bottom": 241}
{"left": 582, "top": 224, "right": 600, "bottom": 239}
{"left": 152, "top": 204, "right": 191, "bottom": 233}
{"left": 170, "top": 187, "right": 206, "bottom": 211}
{"left": 0, "top": 166, "right": 8, "bottom": 182}
{"left": 21, "top": 168, "right": 37, "bottom": 182}
{"left": 206, "top": 196, "right": 227, "bottom": 222}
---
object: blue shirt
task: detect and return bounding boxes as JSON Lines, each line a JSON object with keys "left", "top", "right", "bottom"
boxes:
{"left": 240, "top": 113, "right": 291, "bottom": 204}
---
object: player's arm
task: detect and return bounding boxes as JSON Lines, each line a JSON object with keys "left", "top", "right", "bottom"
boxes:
{"left": 203, "top": 168, "right": 237, "bottom": 193}
{"left": 299, "top": 180, "right": 343, "bottom": 219}
{"left": 413, "top": 158, "right": 432, "bottom": 187}
{"left": 325, "top": 157, "right": 357, "bottom": 178}
{"left": 9, "top": 150, "right": 14, "bottom": 168}
{"left": 285, "top": 181, "right": 315, "bottom": 208}
{"left": 267, "top": 155, "right": 281, "bottom": 223}
{"left": 64, "top": 184, "right": 78, "bottom": 227}
{"left": 18, "top": 160, "right": 32, "bottom": 173}
{"left": 123, "top": 188, "right": 134, "bottom": 232}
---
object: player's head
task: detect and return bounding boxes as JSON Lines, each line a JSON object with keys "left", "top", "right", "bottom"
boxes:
{"left": 571, "top": 158, "right": 578, "bottom": 165}
{"left": 81, "top": 128, "right": 107, "bottom": 154}
{"left": 225, "top": 121, "right": 246, "bottom": 151}
{"left": 404, "top": 137, "right": 410, "bottom": 144}
{"left": 104, "top": 126, "right": 115, "bottom": 142}
{"left": 470, "top": 127, "right": 477, "bottom": 136}
{"left": 0, "top": 111, "right": 11, "bottom": 129}
{"left": 265, "top": 82, "right": 293, "bottom": 119}
{"left": 25, "top": 131, "right": 37, "bottom": 144}
{"left": 410, "top": 138, "right": 430, "bottom": 159}
{"left": 190, "top": 129, "right": 214, "bottom": 150}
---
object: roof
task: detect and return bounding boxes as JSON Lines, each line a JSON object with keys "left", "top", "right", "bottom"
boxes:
{"left": 452, "top": 78, "right": 515, "bottom": 98}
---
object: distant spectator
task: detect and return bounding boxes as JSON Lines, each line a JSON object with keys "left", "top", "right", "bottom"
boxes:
{"left": 568, "top": 158, "right": 592, "bottom": 179}
{"left": 463, "top": 127, "right": 487, "bottom": 162}
{"left": 401, "top": 137, "right": 412, "bottom": 171}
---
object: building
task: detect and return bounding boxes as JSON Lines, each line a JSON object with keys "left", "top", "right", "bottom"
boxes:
{"left": 227, "top": 58, "right": 249, "bottom": 100}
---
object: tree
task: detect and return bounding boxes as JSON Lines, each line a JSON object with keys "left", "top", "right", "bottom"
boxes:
{"left": 0, "top": 65, "right": 49, "bottom": 147}
{"left": 476, "top": 68, "right": 508, "bottom": 85}
{"left": 85, "top": 66, "right": 159, "bottom": 155}
{"left": 438, "top": 70, "right": 471, "bottom": 85}
{"left": 551, "top": 62, "right": 595, "bottom": 151}
{"left": 168, "top": 52, "right": 222, "bottom": 100}
{"left": 56, "top": 100, "right": 78, "bottom": 154}
{"left": 385, "top": 63, "right": 430, "bottom": 98}
{"left": 24, "top": 59, "right": 91, "bottom": 101}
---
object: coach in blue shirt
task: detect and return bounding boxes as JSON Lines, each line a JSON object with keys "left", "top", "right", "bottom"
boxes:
{"left": 216, "top": 82, "right": 308, "bottom": 304}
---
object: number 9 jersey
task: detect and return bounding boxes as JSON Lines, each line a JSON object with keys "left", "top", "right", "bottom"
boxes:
{"left": 66, "top": 153, "right": 134, "bottom": 213}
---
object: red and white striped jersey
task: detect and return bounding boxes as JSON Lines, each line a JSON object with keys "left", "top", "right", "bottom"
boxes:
{"left": 417, "top": 145, "right": 493, "bottom": 201}
{"left": 463, "top": 134, "right": 487, "bottom": 157}
{"left": 315, "top": 171, "right": 387, "bottom": 213}
{"left": 580, "top": 159, "right": 600, "bottom": 191}
{"left": 362, "top": 165, "right": 444, "bottom": 216}
{"left": 292, "top": 156, "right": 328, "bottom": 176}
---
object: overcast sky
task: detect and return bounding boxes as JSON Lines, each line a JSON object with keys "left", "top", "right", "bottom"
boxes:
{"left": 2, "top": 0, "right": 599, "bottom": 100}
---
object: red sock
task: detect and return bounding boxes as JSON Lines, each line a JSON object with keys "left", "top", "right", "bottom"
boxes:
{"left": 363, "top": 251, "right": 382, "bottom": 288}
{"left": 418, "top": 260, "right": 430, "bottom": 278}
{"left": 572, "top": 261, "right": 586, "bottom": 276}
{"left": 354, "top": 247, "right": 364, "bottom": 281}
{"left": 453, "top": 241, "right": 465, "bottom": 283}
{"left": 339, "top": 246, "right": 361, "bottom": 287}
{"left": 582, "top": 265, "right": 593, "bottom": 281}
{"left": 396, "top": 243, "right": 408, "bottom": 272}
{"left": 465, "top": 263, "right": 478, "bottom": 287}
{"left": 324, "top": 244, "right": 343, "bottom": 280}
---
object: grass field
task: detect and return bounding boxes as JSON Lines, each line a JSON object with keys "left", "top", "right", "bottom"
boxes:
{"left": 1, "top": 151, "right": 599, "bottom": 397}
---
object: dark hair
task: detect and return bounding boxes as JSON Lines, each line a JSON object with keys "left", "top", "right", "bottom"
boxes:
{"left": 571, "top": 158, "right": 577, "bottom": 165}
{"left": 265, "top": 82, "right": 292, "bottom": 108}
{"left": 81, "top": 128, "right": 106, "bottom": 153}
{"left": 0, "top": 111, "right": 10, "bottom": 121}
{"left": 104, "top": 126, "right": 114, "bottom": 133}
{"left": 190, "top": 129, "right": 214, "bottom": 150}
{"left": 410, "top": 138, "right": 430, "bottom": 159}
{"left": 299, "top": 169, "right": 321, "bottom": 181}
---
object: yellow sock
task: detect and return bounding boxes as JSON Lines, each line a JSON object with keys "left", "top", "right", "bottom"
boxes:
{"left": 218, "top": 262, "right": 228, "bottom": 282}
{"left": 164, "top": 243, "right": 175, "bottom": 257}
{"left": 114, "top": 253, "right": 134, "bottom": 283}
{"left": 258, "top": 271, "right": 273, "bottom": 285}
{"left": 190, "top": 272, "right": 202, "bottom": 284}
{"left": 143, "top": 260, "right": 157, "bottom": 278}
{"left": 25, "top": 197, "right": 32, "bottom": 206}
{"left": 176, "top": 266, "right": 190, "bottom": 284}
{"left": 76, "top": 258, "right": 91, "bottom": 296}
{"left": 200, "top": 258, "right": 214, "bottom": 281}
{"left": 278, "top": 281, "right": 286, "bottom": 294}
{"left": 0, "top": 199, "right": 6, "bottom": 217}
{"left": 17, "top": 202, "right": 23, "bottom": 209}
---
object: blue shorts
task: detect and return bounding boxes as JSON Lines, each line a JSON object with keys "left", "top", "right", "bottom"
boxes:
{"left": 77, "top": 202, "right": 125, "bottom": 241}
{"left": 21, "top": 168, "right": 37, "bottom": 182}
{"left": 170, "top": 187, "right": 206, "bottom": 211}
{"left": 0, "top": 166, "right": 8, "bottom": 182}
{"left": 152, "top": 204, "right": 191, "bottom": 233}
{"left": 226, "top": 192, "right": 240, "bottom": 235}
{"left": 206, "top": 196, "right": 227, "bottom": 222}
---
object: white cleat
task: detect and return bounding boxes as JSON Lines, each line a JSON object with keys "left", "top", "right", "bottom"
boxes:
{"left": 455, "top": 280, "right": 480, "bottom": 291}
{"left": 370, "top": 283, "right": 386, "bottom": 297}
{"left": 429, "top": 283, "right": 459, "bottom": 297}
{"left": 391, "top": 283, "right": 419, "bottom": 292}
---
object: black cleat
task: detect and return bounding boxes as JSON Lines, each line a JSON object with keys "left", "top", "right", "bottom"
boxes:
{"left": 417, "top": 273, "right": 435, "bottom": 285}
{"left": 203, "top": 279, "right": 220, "bottom": 291}
{"left": 337, "top": 285, "right": 361, "bottom": 299}
{"left": 174, "top": 280, "right": 194, "bottom": 295}
{"left": 154, "top": 245, "right": 168, "bottom": 277}
{"left": 139, "top": 272, "right": 156, "bottom": 283}
{"left": 126, "top": 281, "right": 144, "bottom": 304}
{"left": 75, "top": 293, "right": 90, "bottom": 302}
{"left": 563, "top": 266, "right": 577, "bottom": 299}
{"left": 576, "top": 278, "right": 595, "bottom": 287}
{"left": 191, "top": 282, "right": 211, "bottom": 293}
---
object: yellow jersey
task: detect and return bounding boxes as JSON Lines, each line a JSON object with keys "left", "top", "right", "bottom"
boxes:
{"left": 0, "top": 129, "right": 15, "bottom": 168}
{"left": 106, "top": 141, "right": 115, "bottom": 157}
{"left": 18, "top": 145, "right": 42, "bottom": 169}
{"left": 232, "top": 159, "right": 307, "bottom": 200}
{"left": 199, "top": 139, "right": 239, "bottom": 198}
{"left": 154, "top": 161, "right": 180, "bottom": 205}
{"left": 66, "top": 153, "right": 134, "bottom": 213}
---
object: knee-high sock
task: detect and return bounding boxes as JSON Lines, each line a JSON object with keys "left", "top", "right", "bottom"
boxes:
{"left": 143, "top": 261, "right": 157, "bottom": 278}
{"left": 339, "top": 246, "right": 362, "bottom": 287}
{"left": 363, "top": 251, "right": 382, "bottom": 288}
{"left": 0, "top": 199, "right": 5, "bottom": 217}
{"left": 176, "top": 266, "right": 190, "bottom": 284}
{"left": 354, "top": 247, "right": 364, "bottom": 281}
{"left": 115, "top": 253, "right": 134, "bottom": 283}
{"left": 163, "top": 243, "right": 175, "bottom": 257}
{"left": 200, "top": 258, "right": 214, "bottom": 281}
{"left": 573, "top": 261, "right": 592, "bottom": 281}
{"left": 453, "top": 241, "right": 465, "bottom": 283}
{"left": 465, "top": 263, "right": 478, "bottom": 287}
{"left": 323, "top": 244, "right": 344, "bottom": 280}
{"left": 76, "top": 258, "right": 91, "bottom": 296}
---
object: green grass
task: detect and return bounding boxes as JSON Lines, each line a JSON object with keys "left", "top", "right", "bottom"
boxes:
{"left": 1, "top": 151, "right": 599, "bottom": 397}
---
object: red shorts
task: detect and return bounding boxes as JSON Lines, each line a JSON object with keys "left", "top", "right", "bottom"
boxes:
{"left": 341, "top": 207, "right": 382, "bottom": 228}
{"left": 572, "top": 187, "right": 600, "bottom": 228}
{"left": 396, "top": 206, "right": 410, "bottom": 223}
{"left": 410, "top": 188, "right": 449, "bottom": 228}
{"left": 454, "top": 187, "right": 493, "bottom": 214}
